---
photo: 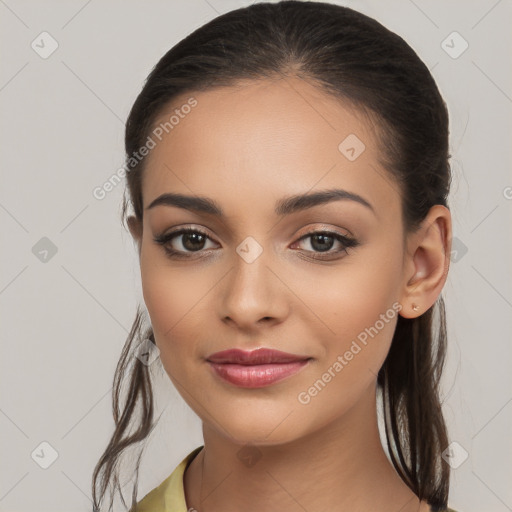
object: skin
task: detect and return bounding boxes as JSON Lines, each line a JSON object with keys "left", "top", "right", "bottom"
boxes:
{"left": 128, "top": 75, "right": 451, "bottom": 512}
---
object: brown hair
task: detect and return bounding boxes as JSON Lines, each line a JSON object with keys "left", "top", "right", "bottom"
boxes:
{"left": 92, "top": 1, "right": 452, "bottom": 510}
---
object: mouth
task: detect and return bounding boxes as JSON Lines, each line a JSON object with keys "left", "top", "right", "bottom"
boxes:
{"left": 206, "top": 348, "right": 312, "bottom": 388}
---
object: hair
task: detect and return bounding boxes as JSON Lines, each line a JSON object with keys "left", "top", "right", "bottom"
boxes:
{"left": 91, "top": 1, "right": 452, "bottom": 510}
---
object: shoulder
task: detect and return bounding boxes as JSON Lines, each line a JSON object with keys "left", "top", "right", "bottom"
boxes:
{"left": 131, "top": 446, "right": 204, "bottom": 512}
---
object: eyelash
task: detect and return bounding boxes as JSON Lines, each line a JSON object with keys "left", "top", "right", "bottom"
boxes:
{"left": 153, "top": 226, "right": 360, "bottom": 261}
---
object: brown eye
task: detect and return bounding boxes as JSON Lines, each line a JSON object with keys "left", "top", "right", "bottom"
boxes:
{"left": 153, "top": 228, "right": 218, "bottom": 258}
{"left": 293, "top": 230, "right": 359, "bottom": 260}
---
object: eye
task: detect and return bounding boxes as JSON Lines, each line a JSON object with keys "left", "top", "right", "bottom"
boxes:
{"left": 153, "top": 227, "right": 218, "bottom": 259}
{"left": 291, "top": 229, "right": 359, "bottom": 260}
{"left": 153, "top": 226, "right": 360, "bottom": 261}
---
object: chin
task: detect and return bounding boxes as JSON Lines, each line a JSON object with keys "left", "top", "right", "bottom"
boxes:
{"left": 222, "top": 428, "right": 300, "bottom": 448}
{"left": 210, "top": 407, "right": 307, "bottom": 447}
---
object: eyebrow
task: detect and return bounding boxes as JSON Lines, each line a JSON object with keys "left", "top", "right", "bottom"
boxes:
{"left": 146, "top": 188, "right": 376, "bottom": 217}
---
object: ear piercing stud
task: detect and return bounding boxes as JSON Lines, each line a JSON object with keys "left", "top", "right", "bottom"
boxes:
{"left": 412, "top": 303, "right": 419, "bottom": 312}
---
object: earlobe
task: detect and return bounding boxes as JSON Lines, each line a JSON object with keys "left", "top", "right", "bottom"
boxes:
{"left": 398, "top": 205, "right": 452, "bottom": 318}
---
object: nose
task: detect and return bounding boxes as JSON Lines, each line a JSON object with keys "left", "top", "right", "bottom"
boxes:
{"left": 219, "top": 247, "right": 289, "bottom": 331}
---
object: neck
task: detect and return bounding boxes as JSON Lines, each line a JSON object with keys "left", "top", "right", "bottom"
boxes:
{"left": 184, "top": 382, "right": 429, "bottom": 512}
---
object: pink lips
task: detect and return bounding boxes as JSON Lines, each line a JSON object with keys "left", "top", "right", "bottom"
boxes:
{"left": 206, "top": 348, "right": 311, "bottom": 388}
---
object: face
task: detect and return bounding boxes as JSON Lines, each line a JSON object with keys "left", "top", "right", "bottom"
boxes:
{"left": 131, "top": 76, "right": 415, "bottom": 445}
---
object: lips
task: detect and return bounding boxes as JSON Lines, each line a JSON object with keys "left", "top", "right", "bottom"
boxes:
{"left": 206, "top": 348, "right": 310, "bottom": 365}
{"left": 206, "top": 348, "right": 311, "bottom": 388}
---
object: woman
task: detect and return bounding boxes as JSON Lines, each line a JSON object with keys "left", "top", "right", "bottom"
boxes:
{"left": 92, "top": 1, "right": 458, "bottom": 511}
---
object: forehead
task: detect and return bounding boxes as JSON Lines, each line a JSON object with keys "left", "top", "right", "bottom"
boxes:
{"left": 142, "top": 76, "right": 401, "bottom": 222}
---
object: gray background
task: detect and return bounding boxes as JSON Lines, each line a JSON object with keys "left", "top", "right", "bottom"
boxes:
{"left": 1, "top": 0, "right": 511, "bottom": 511}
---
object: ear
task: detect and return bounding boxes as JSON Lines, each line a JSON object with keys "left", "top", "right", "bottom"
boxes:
{"left": 398, "top": 205, "right": 452, "bottom": 318}
{"left": 127, "top": 215, "right": 143, "bottom": 253}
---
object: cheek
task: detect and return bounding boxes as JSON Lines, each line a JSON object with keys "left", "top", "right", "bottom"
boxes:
{"left": 288, "top": 246, "right": 402, "bottom": 390}
{"left": 291, "top": 255, "right": 401, "bottom": 347}
{"left": 140, "top": 245, "right": 208, "bottom": 331}
{"left": 292, "top": 302, "right": 400, "bottom": 436}
{"left": 139, "top": 255, "right": 203, "bottom": 363}
{"left": 141, "top": 272, "right": 200, "bottom": 389}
